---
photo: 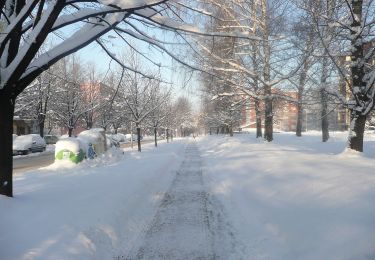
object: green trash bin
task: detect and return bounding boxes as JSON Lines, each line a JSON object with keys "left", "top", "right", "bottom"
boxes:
{"left": 55, "top": 138, "right": 86, "bottom": 164}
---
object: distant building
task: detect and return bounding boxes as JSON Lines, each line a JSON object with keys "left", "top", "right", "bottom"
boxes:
{"left": 273, "top": 91, "right": 300, "bottom": 132}
{"left": 13, "top": 116, "right": 38, "bottom": 135}
{"left": 241, "top": 97, "right": 259, "bottom": 128}
{"left": 241, "top": 90, "right": 303, "bottom": 132}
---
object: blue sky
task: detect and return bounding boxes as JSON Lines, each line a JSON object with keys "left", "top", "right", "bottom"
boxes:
{"left": 76, "top": 29, "right": 201, "bottom": 107}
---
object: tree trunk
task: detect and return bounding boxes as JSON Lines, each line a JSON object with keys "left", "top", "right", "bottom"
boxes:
{"left": 262, "top": 0, "right": 273, "bottom": 142}
{"left": 39, "top": 119, "right": 45, "bottom": 138}
{"left": 251, "top": 33, "right": 262, "bottom": 139}
{"left": 296, "top": 63, "right": 307, "bottom": 137}
{"left": 229, "top": 125, "right": 233, "bottom": 136}
{"left": 137, "top": 126, "right": 141, "bottom": 152}
{"left": 68, "top": 128, "right": 73, "bottom": 137}
{"left": 0, "top": 94, "right": 15, "bottom": 197}
{"left": 320, "top": 15, "right": 331, "bottom": 143}
{"left": 154, "top": 127, "right": 157, "bottom": 147}
{"left": 264, "top": 95, "right": 273, "bottom": 142}
{"left": 86, "top": 121, "right": 93, "bottom": 130}
{"left": 296, "top": 86, "right": 303, "bottom": 137}
{"left": 296, "top": 104, "right": 303, "bottom": 137}
{"left": 321, "top": 89, "right": 329, "bottom": 142}
{"left": 347, "top": 0, "right": 366, "bottom": 152}
{"left": 114, "top": 128, "right": 118, "bottom": 134}
{"left": 166, "top": 128, "right": 169, "bottom": 143}
{"left": 255, "top": 100, "right": 262, "bottom": 138}
{"left": 348, "top": 113, "right": 366, "bottom": 152}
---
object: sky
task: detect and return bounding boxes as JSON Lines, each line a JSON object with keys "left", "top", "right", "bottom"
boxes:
{"left": 75, "top": 26, "right": 202, "bottom": 108}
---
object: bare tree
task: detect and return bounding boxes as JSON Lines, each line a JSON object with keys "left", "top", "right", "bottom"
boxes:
{"left": 51, "top": 56, "right": 86, "bottom": 137}
{"left": 289, "top": 8, "right": 316, "bottom": 137}
{"left": 147, "top": 86, "right": 171, "bottom": 147}
{"left": 120, "top": 51, "right": 168, "bottom": 151}
{"left": 100, "top": 71, "right": 127, "bottom": 133}
{"left": 195, "top": 0, "right": 301, "bottom": 141}
{"left": 173, "top": 96, "right": 193, "bottom": 137}
{"left": 15, "top": 69, "right": 56, "bottom": 137}
{"left": 303, "top": 0, "right": 375, "bottom": 151}
{"left": 82, "top": 63, "right": 103, "bottom": 130}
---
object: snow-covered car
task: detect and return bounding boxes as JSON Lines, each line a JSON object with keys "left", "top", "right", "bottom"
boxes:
{"left": 125, "top": 134, "right": 142, "bottom": 141}
{"left": 109, "top": 133, "right": 126, "bottom": 143}
{"left": 106, "top": 134, "right": 120, "bottom": 148}
{"left": 44, "top": 135, "right": 59, "bottom": 144}
{"left": 13, "top": 134, "right": 46, "bottom": 155}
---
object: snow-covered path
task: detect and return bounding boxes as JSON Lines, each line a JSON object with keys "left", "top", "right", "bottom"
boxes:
{"left": 124, "top": 142, "right": 238, "bottom": 259}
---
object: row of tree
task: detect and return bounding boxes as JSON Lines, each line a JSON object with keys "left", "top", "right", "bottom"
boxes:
{"left": 192, "top": 0, "right": 375, "bottom": 153}
{"left": 15, "top": 51, "right": 196, "bottom": 152}
{"left": 0, "top": 0, "right": 213, "bottom": 197}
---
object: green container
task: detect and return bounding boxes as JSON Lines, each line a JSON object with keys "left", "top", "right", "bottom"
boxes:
{"left": 55, "top": 149, "right": 85, "bottom": 164}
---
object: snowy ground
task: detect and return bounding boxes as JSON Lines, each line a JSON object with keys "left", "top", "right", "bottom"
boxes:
{"left": 1, "top": 140, "right": 186, "bottom": 259}
{"left": 1, "top": 132, "right": 375, "bottom": 259}
{"left": 199, "top": 131, "right": 375, "bottom": 259}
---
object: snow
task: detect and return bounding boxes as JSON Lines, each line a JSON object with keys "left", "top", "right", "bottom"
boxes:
{"left": 1, "top": 140, "right": 186, "bottom": 259}
{"left": 12, "top": 135, "right": 34, "bottom": 149}
{"left": 1, "top": 132, "right": 375, "bottom": 259}
{"left": 55, "top": 137, "right": 82, "bottom": 154}
{"left": 12, "top": 134, "right": 46, "bottom": 151}
{"left": 198, "top": 131, "right": 375, "bottom": 259}
{"left": 99, "top": 0, "right": 164, "bottom": 9}
{"left": 77, "top": 128, "right": 108, "bottom": 156}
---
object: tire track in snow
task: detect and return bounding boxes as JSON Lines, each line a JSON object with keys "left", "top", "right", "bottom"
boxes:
{"left": 120, "top": 141, "right": 240, "bottom": 260}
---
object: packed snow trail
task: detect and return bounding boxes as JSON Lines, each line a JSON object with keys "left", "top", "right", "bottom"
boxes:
{"left": 123, "top": 141, "right": 240, "bottom": 259}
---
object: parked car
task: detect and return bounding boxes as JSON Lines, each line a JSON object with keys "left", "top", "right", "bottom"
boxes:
{"left": 125, "top": 134, "right": 143, "bottom": 141}
{"left": 109, "top": 133, "right": 126, "bottom": 143}
{"left": 13, "top": 134, "right": 46, "bottom": 155}
{"left": 44, "top": 134, "right": 59, "bottom": 144}
{"left": 106, "top": 134, "right": 120, "bottom": 148}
